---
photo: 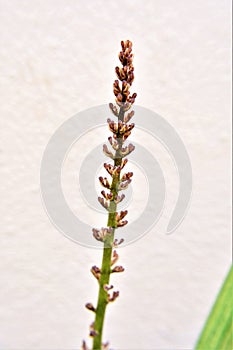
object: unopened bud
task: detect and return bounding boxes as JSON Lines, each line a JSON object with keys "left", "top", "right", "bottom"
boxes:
{"left": 85, "top": 303, "right": 96, "bottom": 312}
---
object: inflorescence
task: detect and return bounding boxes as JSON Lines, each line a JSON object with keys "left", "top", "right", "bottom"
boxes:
{"left": 83, "top": 39, "right": 137, "bottom": 350}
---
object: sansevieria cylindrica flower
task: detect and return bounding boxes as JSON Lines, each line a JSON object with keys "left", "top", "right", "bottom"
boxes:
{"left": 82, "top": 40, "right": 137, "bottom": 350}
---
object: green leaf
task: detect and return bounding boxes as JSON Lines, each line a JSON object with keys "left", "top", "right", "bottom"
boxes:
{"left": 195, "top": 265, "right": 233, "bottom": 350}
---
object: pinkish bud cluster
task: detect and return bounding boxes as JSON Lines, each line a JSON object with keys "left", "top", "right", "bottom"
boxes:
{"left": 121, "top": 171, "right": 133, "bottom": 181}
{"left": 107, "top": 118, "right": 135, "bottom": 136}
{"left": 114, "top": 193, "right": 125, "bottom": 204}
{"left": 104, "top": 163, "right": 121, "bottom": 176}
{"left": 115, "top": 210, "right": 128, "bottom": 227}
{"left": 114, "top": 40, "right": 137, "bottom": 105}
{"left": 119, "top": 143, "right": 135, "bottom": 157}
{"left": 99, "top": 176, "right": 111, "bottom": 189}
{"left": 92, "top": 227, "right": 113, "bottom": 242}
{"left": 118, "top": 178, "right": 132, "bottom": 191}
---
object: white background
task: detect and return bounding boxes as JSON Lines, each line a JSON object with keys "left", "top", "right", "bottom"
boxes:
{"left": 0, "top": 0, "right": 231, "bottom": 349}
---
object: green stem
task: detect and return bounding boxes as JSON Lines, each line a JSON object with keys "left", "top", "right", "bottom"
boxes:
{"left": 92, "top": 107, "right": 125, "bottom": 350}
{"left": 92, "top": 235, "right": 114, "bottom": 349}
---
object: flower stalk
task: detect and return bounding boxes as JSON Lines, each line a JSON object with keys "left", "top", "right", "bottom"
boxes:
{"left": 83, "top": 40, "right": 137, "bottom": 350}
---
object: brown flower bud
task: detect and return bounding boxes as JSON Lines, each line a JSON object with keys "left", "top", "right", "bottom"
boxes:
{"left": 122, "top": 130, "right": 132, "bottom": 141}
{"left": 114, "top": 193, "right": 125, "bottom": 204}
{"left": 118, "top": 179, "right": 131, "bottom": 191}
{"left": 127, "top": 92, "right": 137, "bottom": 104}
{"left": 101, "top": 190, "right": 113, "bottom": 200}
{"left": 121, "top": 158, "right": 128, "bottom": 168}
{"left": 108, "top": 290, "right": 120, "bottom": 302}
{"left": 121, "top": 171, "right": 133, "bottom": 181}
{"left": 92, "top": 227, "right": 113, "bottom": 242}
{"left": 116, "top": 210, "right": 128, "bottom": 221}
{"left": 120, "top": 144, "right": 135, "bottom": 157}
{"left": 113, "top": 80, "right": 121, "bottom": 97}
{"left": 104, "top": 163, "right": 121, "bottom": 177}
{"left": 103, "top": 284, "right": 114, "bottom": 291}
{"left": 99, "top": 176, "right": 111, "bottom": 189}
{"left": 109, "top": 102, "right": 118, "bottom": 116}
{"left": 124, "top": 110, "right": 134, "bottom": 123}
{"left": 115, "top": 66, "right": 127, "bottom": 81}
{"left": 113, "top": 238, "right": 124, "bottom": 247}
{"left": 107, "top": 118, "right": 118, "bottom": 134}
{"left": 118, "top": 122, "right": 135, "bottom": 135}
{"left": 89, "top": 330, "right": 98, "bottom": 337}
{"left": 122, "top": 80, "right": 130, "bottom": 98}
{"left": 111, "top": 250, "right": 119, "bottom": 266}
{"left": 85, "top": 303, "right": 96, "bottom": 312}
{"left": 89, "top": 322, "right": 98, "bottom": 337}
{"left": 98, "top": 197, "right": 109, "bottom": 210}
{"left": 90, "top": 265, "right": 101, "bottom": 280}
{"left": 117, "top": 219, "right": 128, "bottom": 227}
{"left": 112, "top": 265, "right": 125, "bottom": 273}
{"left": 116, "top": 93, "right": 123, "bottom": 105}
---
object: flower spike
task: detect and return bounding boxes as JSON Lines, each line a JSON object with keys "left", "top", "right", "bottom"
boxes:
{"left": 85, "top": 40, "right": 137, "bottom": 349}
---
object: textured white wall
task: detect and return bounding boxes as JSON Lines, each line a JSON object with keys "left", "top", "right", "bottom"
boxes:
{"left": 0, "top": 0, "right": 231, "bottom": 349}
